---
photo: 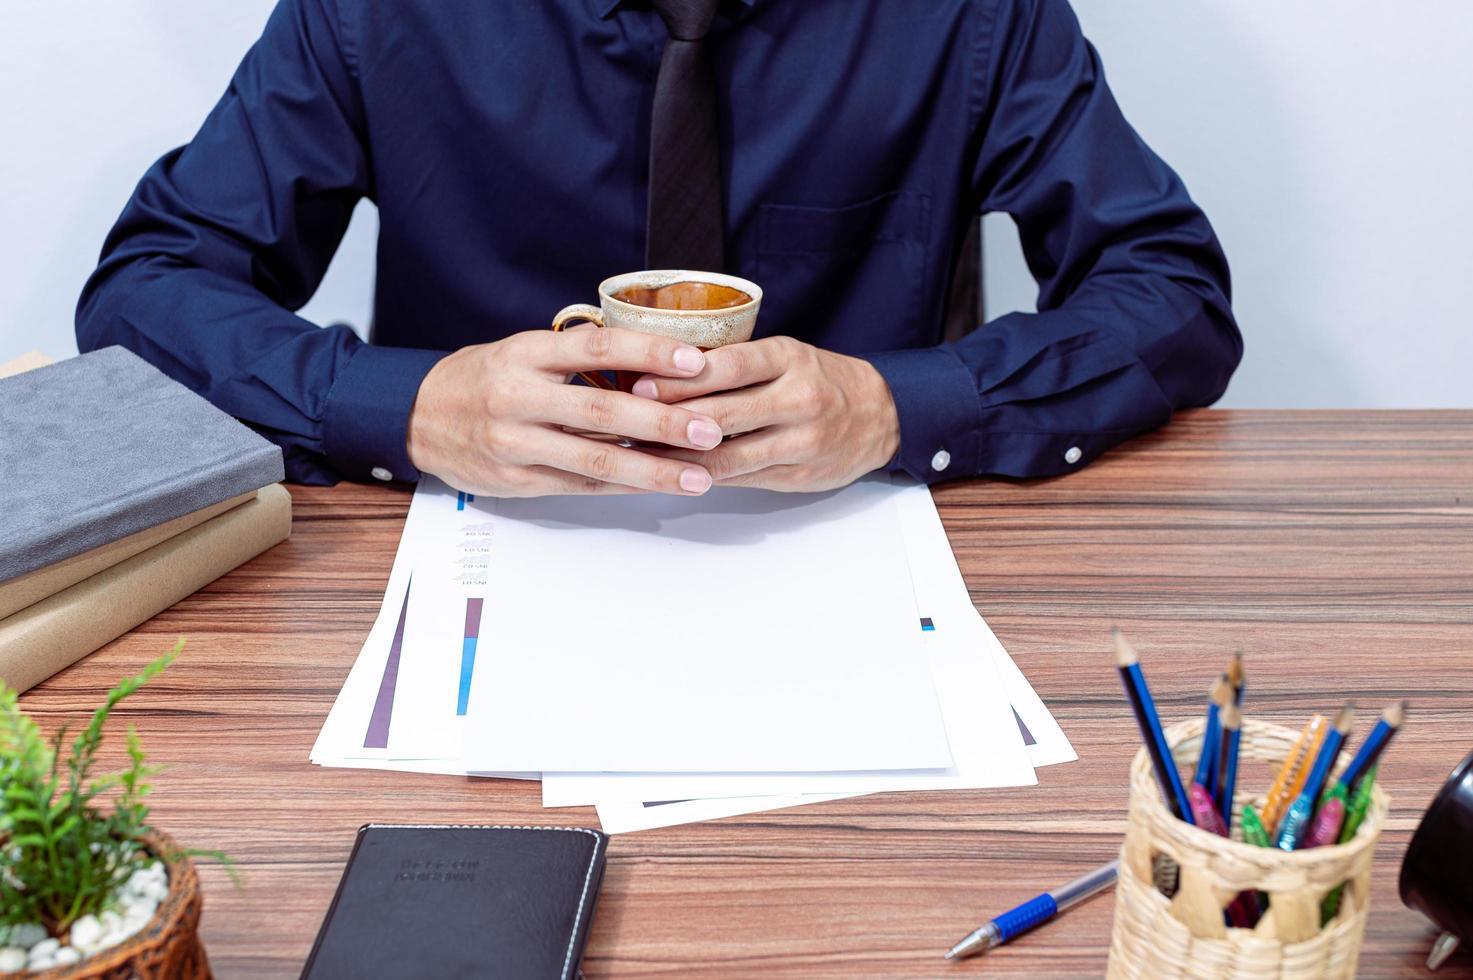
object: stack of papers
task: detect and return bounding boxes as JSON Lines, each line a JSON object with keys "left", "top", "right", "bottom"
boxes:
{"left": 311, "top": 476, "right": 1075, "bottom": 833}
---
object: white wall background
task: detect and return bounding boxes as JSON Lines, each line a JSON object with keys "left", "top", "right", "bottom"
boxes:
{"left": 0, "top": 1, "right": 375, "bottom": 362}
{"left": 985, "top": 1, "right": 1473, "bottom": 408}
{"left": 3, "top": 1, "right": 1470, "bottom": 407}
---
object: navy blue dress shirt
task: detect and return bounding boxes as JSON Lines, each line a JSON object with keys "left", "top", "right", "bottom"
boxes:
{"left": 78, "top": 0, "right": 1240, "bottom": 486}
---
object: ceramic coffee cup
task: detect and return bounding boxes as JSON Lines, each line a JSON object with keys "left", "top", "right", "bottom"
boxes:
{"left": 550, "top": 270, "right": 762, "bottom": 391}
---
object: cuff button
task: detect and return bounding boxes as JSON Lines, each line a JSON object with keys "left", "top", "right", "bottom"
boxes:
{"left": 1064, "top": 446, "right": 1082, "bottom": 465}
{"left": 930, "top": 449, "right": 951, "bottom": 472}
{"left": 370, "top": 466, "right": 394, "bottom": 482}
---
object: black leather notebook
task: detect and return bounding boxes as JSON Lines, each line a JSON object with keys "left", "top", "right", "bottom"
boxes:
{"left": 301, "top": 824, "right": 608, "bottom": 980}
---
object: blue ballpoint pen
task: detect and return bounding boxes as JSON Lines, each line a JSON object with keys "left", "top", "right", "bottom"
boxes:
{"left": 945, "top": 860, "right": 1120, "bottom": 960}
{"left": 1275, "top": 704, "right": 1355, "bottom": 851}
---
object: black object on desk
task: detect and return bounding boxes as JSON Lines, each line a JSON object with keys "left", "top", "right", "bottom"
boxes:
{"left": 301, "top": 824, "right": 608, "bottom": 980}
{"left": 1400, "top": 749, "right": 1473, "bottom": 971}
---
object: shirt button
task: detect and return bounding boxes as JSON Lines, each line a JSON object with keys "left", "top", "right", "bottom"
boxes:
{"left": 1064, "top": 446, "right": 1083, "bottom": 465}
{"left": 930, "top": 449, "right": 951, "bottom": 472}
{"left": 370, "top": 466, "right": 394, "bottom": 482}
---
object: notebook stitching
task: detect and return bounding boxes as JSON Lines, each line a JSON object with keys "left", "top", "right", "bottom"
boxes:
{"left": 365, "top": 824, "right": 603, "bottom": 979}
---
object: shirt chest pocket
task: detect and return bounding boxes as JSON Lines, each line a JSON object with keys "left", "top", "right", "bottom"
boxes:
{"left": 752, "top": 191, "right": 933, "bottom": 353}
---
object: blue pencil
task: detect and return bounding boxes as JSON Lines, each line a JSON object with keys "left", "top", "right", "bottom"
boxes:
{"left": 1114, "top": 630, "right": 1194, "bottom": 825}
{"left": 1275, "top": 704, "right": 1356, "bottom": 850}
{"left": 1336, "top": 701, "right": 1404, "bottom": 794}
{"left": 1193, "top": 675, "right": 1230, "bottom": 792}
{"left": 1216, "top": 703, "right": 1242, "bottom": 832}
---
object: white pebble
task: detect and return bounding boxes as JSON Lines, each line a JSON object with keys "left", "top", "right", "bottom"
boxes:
{"left": 99, "top": 911, "right": 123, "bottom": 935}
{"left": 27, "top": 938, "right": 59, "bottom": 960}
{"left": 69, "top": 915, "right": 102, "bottom": 950}
{"left": 0, "top": 948, "right": 25, "bottom": 972}
{"left": 26, "top": 956, "right": 55, "bottom": 972}
{"left": 7, "top": 924, "right": 45, "bottom": 950}
{"left": 52, "top": 946, "right": 81, "bottom": 965}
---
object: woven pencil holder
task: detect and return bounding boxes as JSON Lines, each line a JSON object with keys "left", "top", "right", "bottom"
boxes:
{"left": 1107, "top": 718, "right": 1389, "bottom": 980}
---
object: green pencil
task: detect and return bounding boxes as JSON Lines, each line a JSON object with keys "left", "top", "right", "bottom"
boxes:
{"left": 1321, "top": 766, "right": 1378, "bottom": 922}
{"left": 1240, "top": 803, "right": 1272, "bottom": 848}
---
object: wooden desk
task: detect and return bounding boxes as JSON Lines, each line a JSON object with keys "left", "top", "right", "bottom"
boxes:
{"left": 19, "top": 410, "right": 1473, "bottom": 977}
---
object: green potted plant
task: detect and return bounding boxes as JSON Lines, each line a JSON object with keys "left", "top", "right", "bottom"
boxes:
{"left": 1, "top": 641, "right": 226, "bottom": 977}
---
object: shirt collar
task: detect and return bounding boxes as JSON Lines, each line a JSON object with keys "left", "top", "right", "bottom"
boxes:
{"left": 597, "top": 0, "right": 757, "bottom": 20}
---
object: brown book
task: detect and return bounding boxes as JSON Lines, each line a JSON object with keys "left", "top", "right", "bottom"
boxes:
{"left": 0, "top": 492, "right": 254, "bottom": 620}
{"left": 0, "top": 483, "right": 292, "bottom": 694}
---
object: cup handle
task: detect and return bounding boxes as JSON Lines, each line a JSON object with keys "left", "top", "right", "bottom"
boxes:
{"left": 551, "top": 304, "right": 617, "bottom": 390}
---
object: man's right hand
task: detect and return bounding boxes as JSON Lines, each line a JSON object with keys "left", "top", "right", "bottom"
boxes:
{"left": 405, "top": 328, "right": 723, "bottom": 497}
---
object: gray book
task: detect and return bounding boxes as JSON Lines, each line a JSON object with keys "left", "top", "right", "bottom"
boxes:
{"left": 0, "top": 346, "right": 284, "bottom": 581}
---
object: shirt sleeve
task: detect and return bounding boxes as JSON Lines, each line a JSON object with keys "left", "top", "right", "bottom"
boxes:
{"left": 864, "top": 0, "right": 1241, "bottom": 483}
{"left": 74, "top": 0, "right": 444, "bottom": 486}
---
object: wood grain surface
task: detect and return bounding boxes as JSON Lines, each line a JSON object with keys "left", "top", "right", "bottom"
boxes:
{"left": 16, "top": 410, "right": 1473, "bottom": 978}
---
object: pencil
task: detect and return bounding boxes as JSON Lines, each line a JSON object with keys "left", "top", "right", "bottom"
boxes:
{"left": 1303, "top": 783, "right": 1348, "bottom": 848}
{"left": 1335, "top": 700, "right": 1404, "bottom": 794}
{"left": 1113, "top": 629, "right": 1194, "bottom": 824}
{"left": 1261, "top": 713, "right": 1327, "bottom": 834}
{"left": 1321, "top": 766, "right": 1378, "bottom": 923}
{"left": 1275, "top": 704, "right": 1356, "bottom": 851}
{"left": 1227, "top": 649, "right": 1245, "bottom": 705}
{"left": 1216, "top": 703, "right": 1243, "bottom": 831}
{"left": 1193, "top": 676, "right": 1231, "bottom": 792}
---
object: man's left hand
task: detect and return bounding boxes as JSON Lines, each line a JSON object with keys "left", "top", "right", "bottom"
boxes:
{"left": 631, "top": 336, "right": 900, "bottom": 492}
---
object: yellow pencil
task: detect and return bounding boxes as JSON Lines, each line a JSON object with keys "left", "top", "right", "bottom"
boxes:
{"left": 1261, "top": 713, "right": 1327, "bottom": 834}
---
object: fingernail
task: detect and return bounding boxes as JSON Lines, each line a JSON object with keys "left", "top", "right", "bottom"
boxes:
{"left": 679, "top": 467, "right": 712, "bottom": 494}
{"left": 632, "top": 378, "right": 659, "bottom": 399}
{"left": 687, "top": 418, "right": 722, "bottom": 449}
{"left": 673, "top": 346, "right": 705, "bottom": 373}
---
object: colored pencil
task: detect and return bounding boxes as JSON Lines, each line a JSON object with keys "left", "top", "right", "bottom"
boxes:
{"left": 1113, "top": 629, "right": 1194, "bottom": 824}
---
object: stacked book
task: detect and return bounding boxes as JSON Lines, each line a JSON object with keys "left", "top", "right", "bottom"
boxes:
{"left": 0, "top": 347, "right": 291, "bottom": 693}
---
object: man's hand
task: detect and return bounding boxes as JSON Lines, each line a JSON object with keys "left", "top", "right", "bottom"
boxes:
{"left": 406, "top": 329, "right": 725, "bottom": 496}
{"left": 631, "top": 336, "right": 901, "bottom": 492}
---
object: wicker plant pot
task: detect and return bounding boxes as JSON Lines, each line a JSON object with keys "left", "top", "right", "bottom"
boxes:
{"left": 1107, "top": 718, "right": 1389, "bottom": 979}
{"left": 28, "top": 829, "right": 211, "bottom": 980}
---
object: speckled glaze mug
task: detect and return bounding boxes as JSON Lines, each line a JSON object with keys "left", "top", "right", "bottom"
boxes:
{"left": 551, "top": 270, "right": 762, "bottom": 391}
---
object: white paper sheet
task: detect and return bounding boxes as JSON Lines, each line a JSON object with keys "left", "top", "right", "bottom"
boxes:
{"left": 541, "top": 615, "right": 1034, "bottom": 805}
{"left": 540, "top": 482, "right": 1053, "bottom": 806}
{"left": 460, "top": 479, "right": 953, "bottom": 773}
{"left": 594, "top": 793, "right": 863, "bottom": 835}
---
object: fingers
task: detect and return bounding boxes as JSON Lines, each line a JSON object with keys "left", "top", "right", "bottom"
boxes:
{"left": 531, "top": 326, "right": 707, "bottom": 377}
{"left": 630, "top": 337, "right": 789, "bottom": 402}
{"left": 658, "top": 384, "right": 787, "bottom": 437}
{"left": 643, "top": 430, "right": 797, "bottom": 483}
{"left": 541, "top": 386, "right": 724, "bottom": 449}
{"left": 539, "top": 430, "right": 713, "bottom": 495}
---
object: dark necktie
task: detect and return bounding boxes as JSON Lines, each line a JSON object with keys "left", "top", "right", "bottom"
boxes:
{"left": 646, "top": 0, "right": 726, "bottom": 272}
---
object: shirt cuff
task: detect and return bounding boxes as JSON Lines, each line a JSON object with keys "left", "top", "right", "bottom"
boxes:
{"left": 322, "top": 344, "right": 447, "bottom": 484}
{"left": 860, "top": 346, "right": 982, "bottom": 484}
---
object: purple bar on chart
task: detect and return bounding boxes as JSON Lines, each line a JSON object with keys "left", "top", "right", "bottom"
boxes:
{"left": 464, "top": 597, "right": 484, "bottom": 638}
{"left": 363, "top": 581, "right": 412, "bottom": 749}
